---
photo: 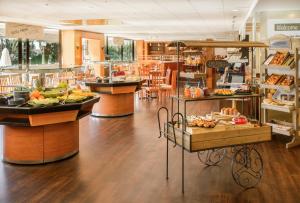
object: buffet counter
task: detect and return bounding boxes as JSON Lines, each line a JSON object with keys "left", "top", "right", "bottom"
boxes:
{"left": 85, "top": 80, "right": 143, "bottom": 117}
{"left": 0, "top": 97, "right": 99, "bottom": 164}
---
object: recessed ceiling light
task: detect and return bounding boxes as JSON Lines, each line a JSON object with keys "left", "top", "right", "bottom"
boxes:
{"left": 232, "top": 9, "right": 239, "bottom": 12}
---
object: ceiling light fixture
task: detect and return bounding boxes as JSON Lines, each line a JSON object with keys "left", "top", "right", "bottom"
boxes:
{"left": 232, "top": 9, "right": 239, "bottom": 12}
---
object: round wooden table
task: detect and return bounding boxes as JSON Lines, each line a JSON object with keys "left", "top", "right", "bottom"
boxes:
{"left": 0, "top": 97, "right": 99, "bottom": 164}
{"left": 86, "top": 80, "right": 143, "bottom": 117}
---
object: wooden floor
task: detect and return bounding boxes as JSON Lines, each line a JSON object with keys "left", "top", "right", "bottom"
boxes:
{"left": 0, "top": 98, "right": 300, "bottom": 203}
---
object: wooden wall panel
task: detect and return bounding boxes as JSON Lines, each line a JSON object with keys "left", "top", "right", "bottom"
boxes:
{"left": 61, "top": 30, "right": 105, "bottom": 68}
{"left": 3, "top": 121, "right": 80, "bottom": 164}
{"left": 92, "top": 93, "right": 134, "bottom": 116}
{"left": 74, "top": 30, "right": 83, "bottom": 65}
{"left": 44, "top": 121, "right": 79, "bottom": 162}
{"left": 61, "top": 30, "right": 76, "bottom": 67}
{"left": 3, "top": 126, "right": 44, "bottom": 164}
{"left": 136, "top": 40, "right": 145, "bottom": 61}
{"left": 29, "top": 110, "right": 78, "bottom": 126}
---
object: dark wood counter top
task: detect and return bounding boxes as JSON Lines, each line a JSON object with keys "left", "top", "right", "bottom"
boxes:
{"left": 0, "top": 97, "right": 100, "bottom": 115}
{"left": 85, "top": 80, "right": 143, "bottom": 87}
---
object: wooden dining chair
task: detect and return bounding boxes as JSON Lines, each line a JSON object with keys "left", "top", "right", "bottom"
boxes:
{"left": 145, "top": 71, "right": 163, "bottom": 100}
{"left": 138, "top": 65, "right": 151, "bottom": 99}
{"left": 45, "top": 73, "right": 55, "bottom": 87}
{"left": 0, "top": 75, "right": 10, "bottom": 93}
{"left": 159, "top": 70, "right": 177, "bottom": 102}
{"left": 139, "top": 65, "right": 150, "bottom": 79}
{"left": 30, "top": 75, "right": 40, "bottom": 88}
{"left": 8, "top": 74, "right": 22, "bottom": 92}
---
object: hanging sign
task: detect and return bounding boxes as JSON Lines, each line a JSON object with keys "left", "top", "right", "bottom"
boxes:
{"left": 268, "top": 19, "right": 300, "bottom": 37}
{"left": 206, "top": 60, "right": 229, "bottom": 68}
{"left": 275, "top": 23, "right": 300, "bottom": 31}
{"left": 5, "top": 22, "right": 44, "bottom": 40}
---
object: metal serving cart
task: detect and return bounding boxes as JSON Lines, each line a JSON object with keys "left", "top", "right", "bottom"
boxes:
{"left": 157, "top": 94, "right": 271, "bottom": 193}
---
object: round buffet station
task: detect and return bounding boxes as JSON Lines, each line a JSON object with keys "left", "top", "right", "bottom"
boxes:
{"left": 85, "top": 80, "right": 143, "bottom": 117}
{"left": 0, "top": 97, "right": 99, "bottom": 164}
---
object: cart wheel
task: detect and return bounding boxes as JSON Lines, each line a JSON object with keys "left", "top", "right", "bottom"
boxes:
{"left": 197, "top": 148, "right": 226, "bottom": 166}
{"left": 231, "top": 146, "right": 263, "bottom": 189}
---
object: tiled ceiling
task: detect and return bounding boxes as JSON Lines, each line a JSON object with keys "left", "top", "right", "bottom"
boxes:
{"left": 0, "top": 0, "right": 257, "bottom": 40}
{"left": 255, "top": 0, "right": 300, "bottom": 11}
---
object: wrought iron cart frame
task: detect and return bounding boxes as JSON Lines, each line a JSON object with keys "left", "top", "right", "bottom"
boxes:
{"left": 158, "top": 94, "right": 270, "bottom": 193}
{"left": 157, "top": 40, "right": 270, "bottom": 193}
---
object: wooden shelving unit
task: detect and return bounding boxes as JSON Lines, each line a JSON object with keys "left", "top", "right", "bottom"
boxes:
{"left": 261, "top": 47, "right": 300, "bottom": 148}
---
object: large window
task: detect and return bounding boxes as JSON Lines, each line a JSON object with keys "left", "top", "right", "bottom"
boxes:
{"left": 0, "top": 37, "right": 20, "bottom": 66}
{"left": 29, "top": 40, "right": 59, "bottom": 65}
{"left": 0, "top": 28, "right": 59, "bottom": 68}
{"left": 122, "top": 39, "right": 133, "bottom": 61}
{"left": 107, "top": 37, "right": 122, "bottom": 61}
{"left": 106, "top": 37, "right": 134, "bottom": 61}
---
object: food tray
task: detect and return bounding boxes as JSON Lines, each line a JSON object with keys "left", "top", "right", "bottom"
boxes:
{"left": 270, "top": 52, "right": 289, "bottom": 65}
{"left": 261, "top": 103, "right": 295, "bottom": 113}
{"left": 234, "top": 91, "right": 252, "bottom": 95}
{"left": 278, "top": 75, "right": 294, "bottom": 86}
{"left": 266, "top": 120, "right": 294, "bottom": 136}
{"left": 263, "top": 54, "right": 274, "bottom": 65}
{"left": 214, "top": 94, "right": 234, "bottom": 96}
{"left": 265, "top": 74, "right": 283, "bottom": 85}
{"left": 260, "top": 83, "right": 294, "bottom": 91}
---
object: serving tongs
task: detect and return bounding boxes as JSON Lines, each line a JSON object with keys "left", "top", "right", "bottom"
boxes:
{"left": 60, "top": 88, "right": 70, "bottom": 105}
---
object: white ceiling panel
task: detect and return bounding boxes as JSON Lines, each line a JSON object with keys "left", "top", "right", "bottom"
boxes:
{"left": 0, "top": 0, "right": 257, "bottom": 40}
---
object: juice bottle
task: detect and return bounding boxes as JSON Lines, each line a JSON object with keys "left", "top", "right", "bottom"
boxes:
{"left": 184, "top": 87, "right": 191, "bottom": 98}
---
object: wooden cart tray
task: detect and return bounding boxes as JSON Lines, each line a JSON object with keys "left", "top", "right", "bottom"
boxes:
{"left": 165, "top": 123, "right": 271, "bottom": 152}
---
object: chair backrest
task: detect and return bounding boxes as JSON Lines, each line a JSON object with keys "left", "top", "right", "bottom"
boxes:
{"left": 31, "top": 75, "right": 40, "bottom": 87}
{"left": 171, "top": 70, "right": 177, "bottom": 90}
{"left": 45, "top": 73, "right": 54, "bottom": 87}
{"left": 8, "top": 74, "right": 22, "bottom": 92}
{"left": 165, "top": 69, "right": 172, "bottom": 85}
{"left": 149, "top": 71, "right": 162, "bottom": 90}
{"left": 0, "top": 75, "right": 10, "bottom": 93}
{"left": 139, "top": 65, "right": 150, "bottom": 79}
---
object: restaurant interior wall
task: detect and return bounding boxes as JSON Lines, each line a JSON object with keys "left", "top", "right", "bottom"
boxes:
{"left": 61, "top": 30, "right": 105, "bottom": 68}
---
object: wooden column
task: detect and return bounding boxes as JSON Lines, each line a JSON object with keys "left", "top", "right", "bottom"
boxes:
{"left": 205, "top": 39, "right": 215, "bottom": 90}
